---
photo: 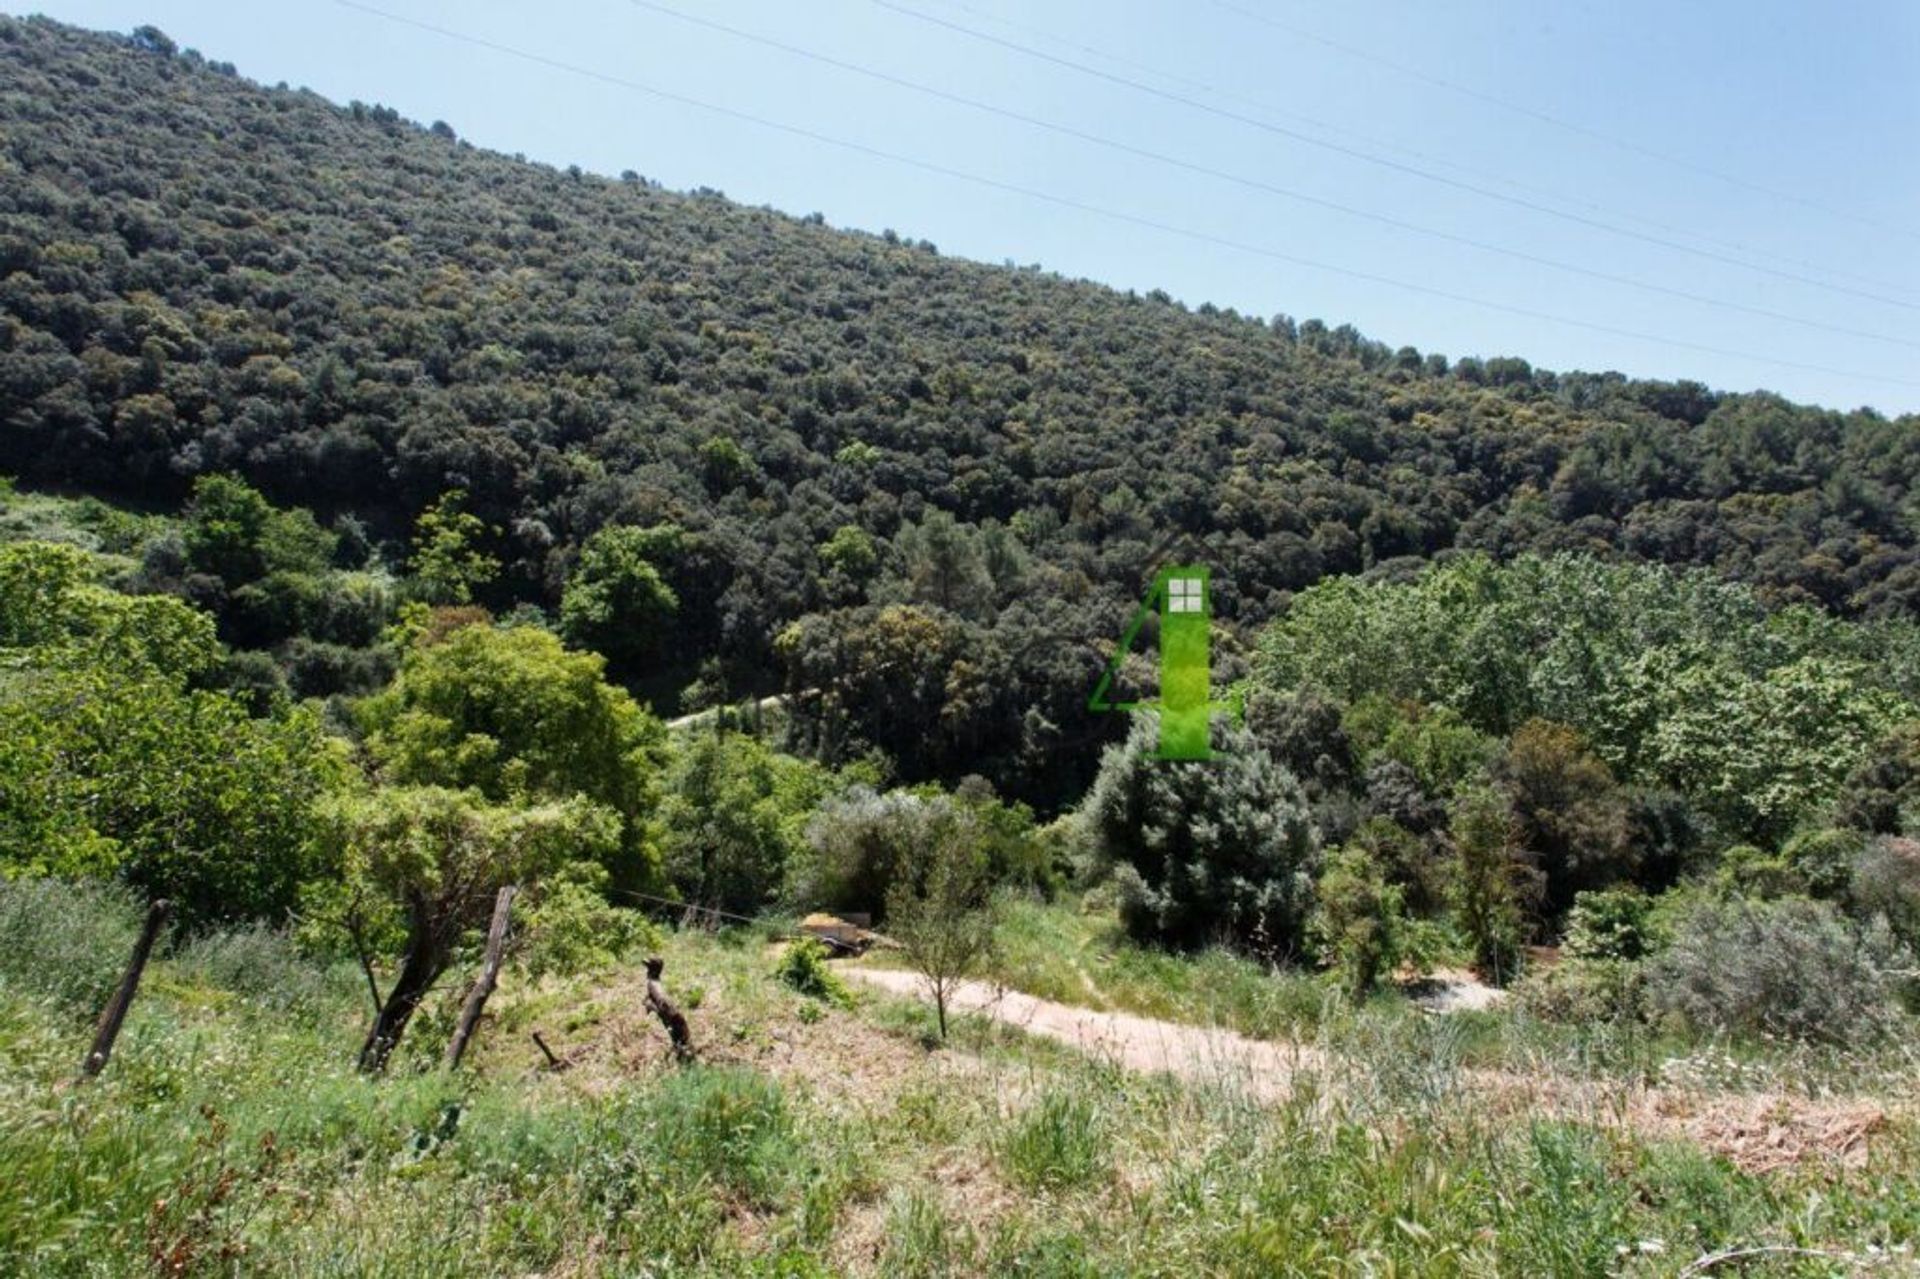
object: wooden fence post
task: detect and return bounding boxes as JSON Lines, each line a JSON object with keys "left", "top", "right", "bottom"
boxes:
{"left": 531, "top": 1030, "right": 565, "bottom": 1071}
{"left": 444, "top": 885, "right": 518, "bottom": 1071}
{"left": 82, "top": 898, "right": 171, "bottom": 1079}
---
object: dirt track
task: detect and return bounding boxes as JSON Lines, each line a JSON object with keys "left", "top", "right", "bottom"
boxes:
{"left": 843, "top": 966, "right": 1895, "bottom": 1172}
{"left": 846, "top": 967, "right": 1321, "bottom": 1099}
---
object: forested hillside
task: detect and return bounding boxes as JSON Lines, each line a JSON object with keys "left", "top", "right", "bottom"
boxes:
{"left": 4, "top": 15, "right": 1919, "bottom": 803}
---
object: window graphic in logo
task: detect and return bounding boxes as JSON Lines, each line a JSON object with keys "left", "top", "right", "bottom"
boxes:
{"left": 1087, "top": 564, "right": 1243, "bottom": 761}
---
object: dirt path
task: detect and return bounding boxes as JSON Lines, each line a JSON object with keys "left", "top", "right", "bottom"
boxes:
{"left": 844, "top": 967, "right": 1895, "bottom": 1172}
{"left": 847, "top": 968, "right": 1320, "bottom": 1098}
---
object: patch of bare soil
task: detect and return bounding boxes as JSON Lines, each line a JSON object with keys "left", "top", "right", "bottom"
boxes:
{"left": 1403, "top": 966, "right": 1509, "bottom": 1013}
{"left": 519, "top": 963, "right": 935, "bottom": 1115}
{"left": 845, "top": 969, "right": 1902, "bottom": 1172}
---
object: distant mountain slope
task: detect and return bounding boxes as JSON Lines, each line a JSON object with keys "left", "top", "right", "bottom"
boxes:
{"left": 3, "top": 14, "right": 1917, "bottom": 799}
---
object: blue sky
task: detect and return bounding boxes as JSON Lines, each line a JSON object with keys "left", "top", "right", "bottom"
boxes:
{"left": 11, "top": 0, "right": 1920, "bottom": 412}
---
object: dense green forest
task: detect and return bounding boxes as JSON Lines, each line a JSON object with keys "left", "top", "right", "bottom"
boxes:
{"left": 6, "top": 16, "right": 1920, "bottom": 808}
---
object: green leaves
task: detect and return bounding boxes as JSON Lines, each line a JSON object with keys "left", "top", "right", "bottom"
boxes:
{"left": 359, "top": 622, "right": 668, "bottom": 889}
{"left": 320, "top": 785, "right": 618, "bottom": 911}
{"left": 1257, "top": 553, "right": 1918, "bottom": 844}
{"left": 0, "top": 540, "right": 339, "bottom": 924}
{"left": 558, "top": 524, "right": 680, "bottom": 676}
{"left": 408, "top": 490, "right": 499, "bottom": 606}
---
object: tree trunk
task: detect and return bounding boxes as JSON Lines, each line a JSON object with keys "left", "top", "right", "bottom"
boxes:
{"left": 81, "top": 898, "right": 170, "bottom": 1078}
{"left": 444, "top": 885, "right": 517, "bottom": 1071}
{"left": 358, "top": 893, "right": 447, "bottom": 1074}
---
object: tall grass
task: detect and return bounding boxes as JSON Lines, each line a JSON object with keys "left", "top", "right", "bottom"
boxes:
{"left": 998, "top": 1088, "right": 1109, "bottom": 1192}
{"left": 1, "top": 879, "right": 1917, "bottom": 1275}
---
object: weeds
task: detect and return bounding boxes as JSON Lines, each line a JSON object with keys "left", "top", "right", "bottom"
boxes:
{"left": 774, "top": 938, "right": 854, "bottom": 1007}
{"left": 1, "top": 886, "right": 1917, "bottom": 1276}
{"left": 998, "top": 1088, "right": 1109, "bottom": 1192}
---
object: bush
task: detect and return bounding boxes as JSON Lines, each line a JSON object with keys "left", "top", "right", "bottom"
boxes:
{"left": 775, "top": 938, "right": 852, "bottom": 1007}
{"left": 1847, "top": 836, "right": 1920, "bottom": 963}
{"left": 1562, "top": 888, "right": 1655, "bottom": 960}
{"left": 798, "top": 786, "right": 974, "bottom": 918}
{"left": 1312, "top": 845, "right": 1408, "bottom": 998}
{"left": 1712, "top": 844, "right": 1805, "bottom": 899}
{"left": 1780, "top": 827, "right": 1866, "bottom": 900}
{"left": 1514, "top": 958, "right": 1645, "bottom": 1025}
{"left": 1646, "top": 897, "right": 1912, "bottom": 1043}
{"left": 0, "top": 877, "right": 143, "bottom": 1011}
{"left": 518, "top": 865, "right": 659, "bottom": 979}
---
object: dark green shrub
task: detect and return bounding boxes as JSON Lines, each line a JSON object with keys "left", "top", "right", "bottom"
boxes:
{"left": 1646, "top": 896, "right": 1911, "bottom": 1043}
{"left": 1084, "top": 719, "right": 1318, "bottom": 955}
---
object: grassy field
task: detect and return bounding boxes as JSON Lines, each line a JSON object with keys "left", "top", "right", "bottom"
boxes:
{"left": 2, "top": 880, "right": 1917, "bottom": 1277}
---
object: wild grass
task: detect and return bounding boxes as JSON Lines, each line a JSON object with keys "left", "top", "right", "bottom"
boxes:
{"left": 1, "top": 878, "right": 1917, "bottom": 1275}
{"left": 997, "top": 1087, "right": 1110, "bottom": 1192}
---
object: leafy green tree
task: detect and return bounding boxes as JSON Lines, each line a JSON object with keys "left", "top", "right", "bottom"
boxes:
{"left": 184, "top": 473, "right": 275, "bottom": 586}
{"left": 182, "top": 473, "right": 335, "bottom": 588}
{"left": 1082, "top": 718, "right": 1319, "bottom": 955}
{"left": 1448, "top": 786, "right": 1534, "bottom": 984}
{"left": 818, "top": 523, "right": 879, "bottom": 597}
{"left": 359, "top": 624, "right": 668, "bottom": 889}
{"left": 1313, "top": 844, "right": 1407, "bottom": 998}
{"left": 559, "top": 524, "right": 680, "bottom": 676}
{"left": 1496, "top": 720, "right": 1632, "bottom": 921}
{"left": 1, "top": 540, "right": 219, "bottom": 676}
{"left": 893, "top": 509, "right": 991, "bottom": 616}
{"left": 320, "top": 785, "right": 618, "bottom": 1070}
{"left": 662, "top": 733, "right": 830, "bottom": 916}
{"left": 0, "top": 543, "right": 340, "bottom": 924}
{"left": 1379, "top": 705, "right": 1500, "bottom": 800}
{"left": 409, "top": 489, "right": 499, "bottom": 605}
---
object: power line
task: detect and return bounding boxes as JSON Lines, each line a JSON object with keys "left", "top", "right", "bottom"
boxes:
{"left": 867, "top": 0, "right": 1920, "bottom": 316}
{"left": 907, "top": 0, "right": 1920, "bottom": 304}
{"left": 329, "top": 0, "right": 1920, "bottom": 392}
{"left": 1205, "top": 0, "right": 1920, "bottom": 247}
{"left": 619, "top": 0, "right": 1920, "bottom": 353}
